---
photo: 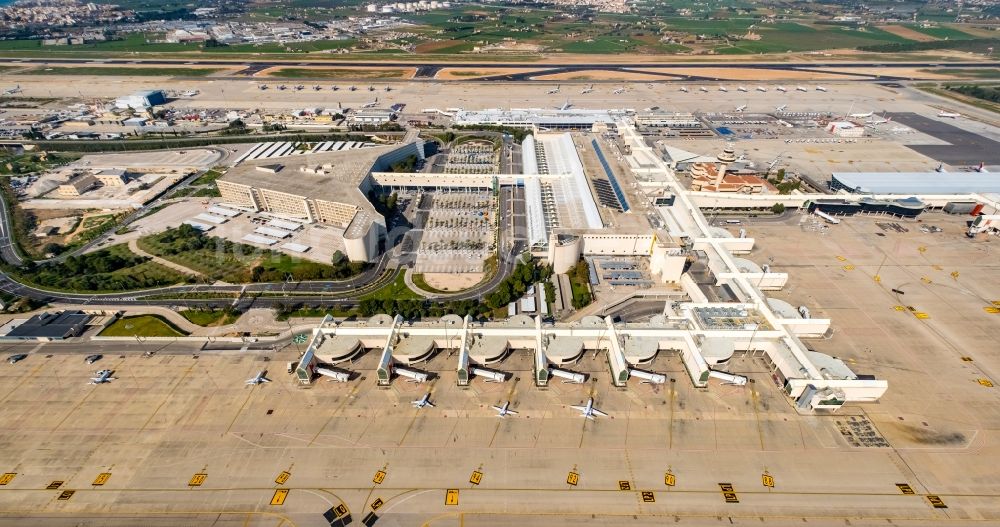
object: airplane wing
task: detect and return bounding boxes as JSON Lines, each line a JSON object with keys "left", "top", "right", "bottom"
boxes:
{"left": 260, "top": 378, "right": 271, "bottom": 383}
{"left": 491, "top": 406, "right": 505, "bottom": 412}
{"left": 505, "top": 409, "right": 518, "bottom": 415}
{"left": 569, "top": 405, "right": 588, "bottom": 411}
{"left": 592, "top": 409, "right": 609, "bottom": 417}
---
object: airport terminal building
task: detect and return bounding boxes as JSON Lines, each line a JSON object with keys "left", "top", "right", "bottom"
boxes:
{"left": 217, "top": 142, "right": 423, "bottom": 262}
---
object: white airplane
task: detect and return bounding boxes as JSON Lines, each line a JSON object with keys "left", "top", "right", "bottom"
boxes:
{"left": 491, "top": 401, "right": 518, "bottom": 418}
{"left": 938, "top": 111, "right": 961, "bottom": 118}
{"left": 367, "top": 85, "right": 375, "bottom": 91}
{"left": 613, "top": 86, "right": 626, "bottom": 95}
{"left": 277, "top": 84, "right": 287, "bottom": 90}
{"left": 866, "top": 114, "right": 891, "bottom": 125}
{"left": 699, "top": 86, "right": 709, "bottom": 92}
{"left": 547, "top": 85, "right": 561, "bottom": 94}
{"left": 796, "top": 85, "right": 808, "bottom": 92}
{"left": 849, "top": 111, "right": 874, "bottom": 119}
{"left": 756, "top": 86, "right": 767, "bottom": 92}
{"left": 3, "top": 85, "right": 21, "bottom": 95}
{"left": 331, "top": 85, "right": 339, "bottom": 91}
{"left": 411, "top": 393, "right": 435, "bottom": 409}
{"left": 816, "top": 85, "right": 828, "bottom": 92}
{"left": 570, "top": 398, "right": 608, "bottom": 420}
{"left": 679, "top": 86, "right": 689, "bottom": 92}
{"left": 313, "top": 85, "right": 322, "bottom": 91}
{"left": 935, "top": 163, "right": 945, "bottom": 173}
{"left": 581, "top": 84, "right": 594, "bottom": 94}
{"left": 736, "top": 104, "right": 748, "bottom": 112}
{"left": 776, "top": 86, "right": 787, "bottom": 92}
{"left": 258, "top": 84, "right": 268, "bottom": 90}
{"left": 89, "top": 370, "right": 116, "bottom": 385}
{"left": 295, "top": 84, "right": 305, "bottom": 91}
{"left": 737, "top": 86, "right": 748, "bottom": 92}
{"left": 384, "top": 85, "right": 391, "bottom": 92}
{"left": 718, "top": 86, "right": 728, "bottom": 92}
{"left": 246, "top": 370, "right": 271, "bottom": 385}
{"left": 349, "top": 85, "right": 357, "bottom": 91}
{"left": 558, "top": 100, "right": 572, "bottom": 111}
{"left": 180, "top": 90, "right": 199, "bottom": 97}
{"left": 362, "top": 97, "right": 379, "bottom": 109}
{"left": 775, "top": 104, "right": 788, "bottom": 112}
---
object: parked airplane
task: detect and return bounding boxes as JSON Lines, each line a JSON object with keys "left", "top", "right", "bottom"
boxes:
{"left": 258, "top": 84, "right": 268, "bottom": 90}
{"left": 277, "top": 84, "right": 287, "bottom": 90}
{"left": 558, "top": 100, "right": 572, "bottom": 111}
{"left": 246, "top": 370, "right": 271, "bottom": 385}
{"left": 570, "top": 398, "right": 608, "bottom": 420}
{"left": 938, "top": 111, "right": 961, "bottom": 118}
{"left": 331, "top": 85, "right": 339, "bottom": 91}
{"left": 384, "top": 85, "right": 392, "bottom": 92}
{"left": 295, "top": 84, "right": 305, "bottom": 91}
{"left": 313, "top": 85, "right": 322, "bottom": 91}
{"left": 411, "top": 393, "right": 435, "bottom": 409}
{"left": 849, "top": 111, "right": 874, "bottom": 118}
{"left": 816, "top": 85, "right": 828, "bottom": 92}
{"left": 776, "top": 86, "right": 787, "bottom": 92}
{"left": 796, "top": 85, "right": 808, "bottom": 92}
{"left": 368, "top": 85, "right": 375, "bottom": 91}
{"left": 581, "top": 84, "right": 594, "bottom": 94}
{"left": 89, "top": 369, "right": 116, "bottom": 385}
{"left": 362, "top": 97, "right": 379, "bottom": 108}
{"left": 756, "top": 86, "right": 767, "bottom": 92}
{"left": 775, "top": 104, "right": 788, "bottom": 112}
{"left": 935, "top": 163, "right": 945, "bottom": 173}
{"left": 491, "top": 401, "right": 518, "bottom": 418}
{"left": 613, "top": 86, "right": 626, "bottom": 95}
{"left": 679, "top": 86, "right": 689, "bottom": 92}
{"left": 975, "top": 162, "right": 989, "bottom": 173}
{"left": 737, "top": 86, "right": 748, "bottom": 92}
{"left": 180, "top": 90, "right": 199, "bottom": 97}
{"left": 736, "top": 104, "right": 748, "bottom": 112}
{"left": 718, "top": 86, "right": 728, "bottom": 92}
{"left": 547, "top": 85, "right": 561, "bottom": 94}
{"left": 699, "top": 86, "right": 709, "bottom": 92}
{"left": 349, "top": 85, "right": 357, "bottom": 91}
{"left": 866, "top": 114, "right": 891, "bottom": 125}
{"left": 3, "top": 85, "right": 21, "bottom": 95}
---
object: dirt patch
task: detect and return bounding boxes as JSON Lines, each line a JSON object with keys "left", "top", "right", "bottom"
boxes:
{"left": 415, "top": 40, "right": 466, "bottom": 54}
{"left": 878, "top": 25, "right": 938, "bottom": 42}
{"left": 421, "top": 272, "right": 484, "bottom": 292}
{"left": 531, "top": 69, "right": 678, "bottom": 81}
{"left": 256, "top": 66, "right": 416, "bottom": 79}
{"left": 435, "top": 68, "right": 543, "bottom": 80}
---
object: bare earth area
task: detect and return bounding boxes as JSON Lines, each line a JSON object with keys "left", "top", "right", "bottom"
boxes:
{"left": 421, "top": 272, "right": 484, "bottom": 291}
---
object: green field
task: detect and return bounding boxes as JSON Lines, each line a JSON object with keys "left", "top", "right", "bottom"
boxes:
{"left": 210, "top": 39, "right": 357, "bottom": 54}
{"left": 23, "top": 66, "right": 221, "bottom": 76}
{"left": 0, "top": 34, "right": 200, "bottom": 53}
{"left": 713, "top": 23, "right": 911, "bottom": 54}
{"left": 360, "top": 272, "right": 421, "bottom": 301}
{"left": 907, "top": 24, "right": 977, "bottom": 40}
{"left": 99, "top": 315, "right": 190, "bottom": 337}
{"left": 179, "top": 308, "right": 239, "bottom": 327}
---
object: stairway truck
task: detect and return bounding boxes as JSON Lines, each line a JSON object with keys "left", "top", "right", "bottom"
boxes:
{"left": 628, "top": 368, "right": 667, "bottom": 385}
{"left": 394, "top": 366, "right": 429, "bottom": 383}
{"left": 548, "top": 367, "right": 587, "bottom": 384}
{"left": 708, "top": 370, "right": 748, "bottom": 386}
{"left": 316, "top": 367, "right": 350, "bottom": 383}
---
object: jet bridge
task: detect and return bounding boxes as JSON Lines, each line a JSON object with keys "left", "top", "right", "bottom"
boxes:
{"left": 604, "top": 316, "right": 630, "bottom": 387}
{"left": 456, "top": 315, "right": 473, "bottom": 386}
{"left": 376, "top": 315, "right": 404, "bottom": 386}
{"left": 534, "top": 315, "right": 548, "bottom": 386}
